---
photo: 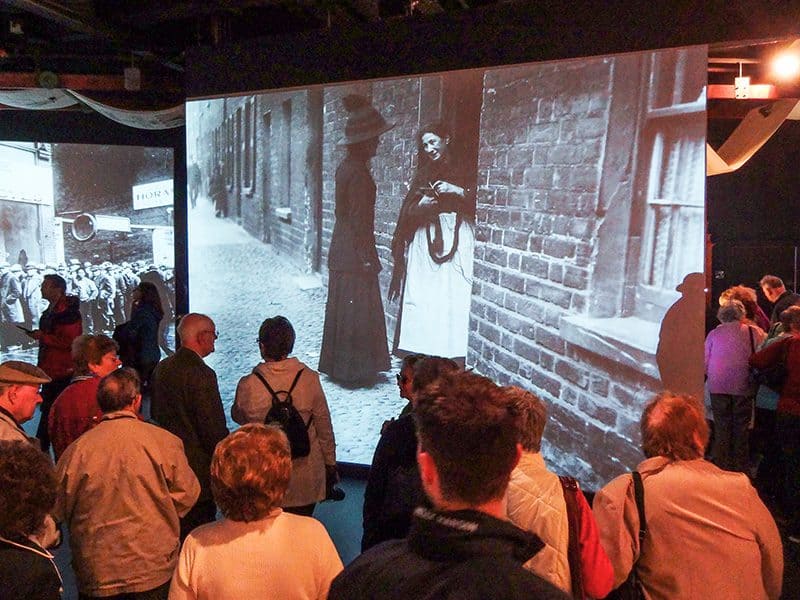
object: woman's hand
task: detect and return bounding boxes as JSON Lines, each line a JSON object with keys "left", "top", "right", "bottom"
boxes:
{"left": 417, "top": 194, "right": 437, "bottom": 207}
{"left": 432, "top": 180, "right": 464, "bottom": 197}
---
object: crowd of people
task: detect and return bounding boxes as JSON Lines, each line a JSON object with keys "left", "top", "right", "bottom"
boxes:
{"left": 0, "top": 272, "right": 794, "bottom": 599}
{"left": 0, "top": 259, "right": 175, "bottom": 351}
{"left": 706, "top": 274, "right": 800, "bottom": 546}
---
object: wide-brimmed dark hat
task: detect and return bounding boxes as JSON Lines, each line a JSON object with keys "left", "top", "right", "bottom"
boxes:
{"left": 0, "top": 361, "right": 51, "bottom": 385}
{"left": 338, "top": 94, "right": 395, "bottom": 145}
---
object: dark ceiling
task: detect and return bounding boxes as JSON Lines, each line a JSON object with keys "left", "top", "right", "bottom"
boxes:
{"left": 0, "top": 0, "right": 489, "bottom": 106}
{"left": 0, "top": 0, "right": 799, "bottom": 115}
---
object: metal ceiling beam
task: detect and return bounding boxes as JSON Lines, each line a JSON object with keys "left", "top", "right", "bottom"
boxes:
{"left": 3, "top": 0, "right": 126, "bottom": 42}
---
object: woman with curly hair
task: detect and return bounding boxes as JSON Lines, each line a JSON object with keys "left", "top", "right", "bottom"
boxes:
{"left": 0, "top": 440, "right": 62, "bottom": 599}
{"left": 169, "top": 424, "right": 342, "bottom": 599}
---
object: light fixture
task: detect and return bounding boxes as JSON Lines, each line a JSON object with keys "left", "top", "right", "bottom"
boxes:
{"left": 734, "top": 62, "right": 750, "bottom": 99}
{"left": 771, "top": 50, "right": 800, "bottom": 81}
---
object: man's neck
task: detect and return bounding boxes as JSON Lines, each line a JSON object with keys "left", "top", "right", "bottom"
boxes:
{"left": 436, "top": 497, "right": 506, "bottom": 520}
{"left": 180, "top": 342, "right": 206, "bottom": 358}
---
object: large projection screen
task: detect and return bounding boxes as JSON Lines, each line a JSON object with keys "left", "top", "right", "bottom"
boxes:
{"left": 187, "top": 45, "right": 707, "bottom": 484}
{"left": 0, "top": 143, "right": 177, "bottom": 360}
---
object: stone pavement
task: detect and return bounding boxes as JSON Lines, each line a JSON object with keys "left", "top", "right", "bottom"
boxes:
{"left": 188, "top": 195, "right": 404, "bottom": 464}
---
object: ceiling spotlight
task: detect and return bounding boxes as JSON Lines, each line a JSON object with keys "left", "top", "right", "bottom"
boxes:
{"left": 771, "top": 51, "right": 800, "bottom": 81}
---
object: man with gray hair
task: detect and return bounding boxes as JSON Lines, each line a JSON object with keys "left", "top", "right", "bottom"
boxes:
{"left": 54, "top": 368, "right": 200, "bottom": 599}
{"left": 151, "top": 313, "right": 228, "bottom": 538}
{"left": 0, "top": 360, "right": 51, "bottom": 443}
{"left": 594, "top": 392, "right": 783, "bottom": 600}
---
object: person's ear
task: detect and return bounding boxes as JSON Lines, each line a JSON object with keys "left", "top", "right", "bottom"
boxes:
{"left": 132, "top": 393, "right": 142, "bottom": 413}
{"left": 512, "top": 443, "right": 523, "bottom": 470}
{"left": 417, "top": 449, "right": 441, "bottom": 506}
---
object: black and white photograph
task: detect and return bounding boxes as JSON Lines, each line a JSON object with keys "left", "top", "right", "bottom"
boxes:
{"left": 186, "top": 45, "right": 707, "bottom": 480}
{"left": 0, "top": 142, "right": 177, "bottom": 363}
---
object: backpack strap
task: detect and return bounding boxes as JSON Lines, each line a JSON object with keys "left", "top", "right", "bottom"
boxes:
{"left": 286, "top": 368, "right": 304, "bottom": 401}
{"left": 558, "top": 475, "right": 584, "bottom": 600}
{"left": 252, "top": 370, "right": 280, "bottom": 406}
{"left": 631, "top": 470, "right": 647, "bottom": 561}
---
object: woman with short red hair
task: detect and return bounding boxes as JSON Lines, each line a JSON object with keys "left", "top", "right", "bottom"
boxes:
{"left": 169, "top": 425, "right": 343, "bottom": 599}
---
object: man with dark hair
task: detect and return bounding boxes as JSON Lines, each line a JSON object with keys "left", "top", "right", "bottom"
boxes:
{"left": 25, "top": 273, "right": 82, "bottom": 452}
{"left": 362, "top": 355, "right": 458, "bottom": 551}
{"left": 54, "top": 368, "right": 199, "bottom": 600}
{"left": 330, "top": 371, "right": 568, "bottom": 600}
{"left": 594, "top": 392, "right": 783, "bottom": 600}
{"left": 151, "top": 312, "right": 228, "bottom": 538}
{"left": 759, "top": 274, "right": 800, "bottom": 325}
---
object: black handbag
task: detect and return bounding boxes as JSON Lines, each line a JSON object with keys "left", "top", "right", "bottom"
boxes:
{"left": 604, "top": 471, "right": 646, "bottom": 600}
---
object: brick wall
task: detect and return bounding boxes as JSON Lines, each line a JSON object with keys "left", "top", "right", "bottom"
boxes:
{"left": 471, "top": 57, "right": 654, "bottom": 488}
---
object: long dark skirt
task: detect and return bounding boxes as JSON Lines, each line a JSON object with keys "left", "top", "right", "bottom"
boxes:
{"left": 319, "top": 270, "right": 390, "bottom": 385}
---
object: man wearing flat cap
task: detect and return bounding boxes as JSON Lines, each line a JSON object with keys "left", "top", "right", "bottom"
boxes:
{"left": 0, "top": 360, "right": 51, "bottom": 443}
{"left": 0, "top": 360, "right": 61, "bottom": 550}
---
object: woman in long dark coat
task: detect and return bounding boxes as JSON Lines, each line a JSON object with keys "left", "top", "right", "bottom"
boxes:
{"left": 318, "top": 94, "right": 393, "bottom": 385}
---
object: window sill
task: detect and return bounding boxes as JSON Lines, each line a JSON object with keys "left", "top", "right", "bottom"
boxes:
{"left": 560, "top": 314, "right": 660, "bottom": 380}
{"left": 275, "top": 207, "right": 292, "bottom": 223}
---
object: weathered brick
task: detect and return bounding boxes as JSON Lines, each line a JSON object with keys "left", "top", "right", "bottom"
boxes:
{"left": 589, "top": 374, "right": 610, "bottom": 397}
{"left": 508, "top": 252, "right": 521, "bottom": 270}
{"left": 499, "top": 271, "right": 526, "bottom": 294}
{"left": 555, "top": 359, "right": 588, "bottom": 389}
{"left": 536, "top": 326, "right": 566, "bottom": 354}
{"left": 543, "top": 237, "right": 575, "bottom": 259}
{"left": 504, "top": 229, "right": 530, "bottom": 251}
{"left": 564, "top": 266, "right": 588, "bottom": 290}
{"left": 477, "top": 319, "right": 501, "bottom": 345}
{"left": 496, "top": 351, "right": 520, "bottom": 374}
{"left": 498, "top": 311, "right": 535, "bottom": 340}
{"left": 539, "top": 351, "right": 555, "bottom": 371}
{"left": 530, "top": 367, "right": 562, "bottom": 398}
{"left": 523, "top": 166, "right": 553, "bottom": 188}
{"left": 529, "top": 122, "right": 559, "bottom": 143}
{"left": 485, "top": 246, "right": 509, "bottom": 268}
{"left": 540, "top": 283, "right": 572, "bottom": 309}
{"left": 474, "top": 261, "right": 499, "bottom": 285}
{"left": 549, "top": 263, "right": 564, "bottom": 284}
{"left": 604, "top": 430, "right": 643, "bottom": 467}
{"left": 578, "top": 394, "right": 616, "bottom": 426}
{"left": 521, "top": 255, "right": 549, "bottom": 279}
{"left": 570, "top": 166, "right": 600, "bottom": 192}
{"left": 513, "top": 337, "right": 540, "bottom": 364}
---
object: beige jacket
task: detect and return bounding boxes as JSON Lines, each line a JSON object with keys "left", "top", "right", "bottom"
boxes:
{"left": 506, "top": 451, "right": 572, "bottom": 594}
{"left": 233, "top": 357, "right": 336, "bottom": 507}
{"left": 594, "top": 456, "right": 783, "bottom": 600}
{"left": 54, "top": 411, "right": 200, "bottom": 596}
{"left": 0, "top": 408, "right": 30, "bottom": 443}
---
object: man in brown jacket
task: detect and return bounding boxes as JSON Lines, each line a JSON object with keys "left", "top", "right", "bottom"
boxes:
{"left": 54, "top": 368, "right": 199, "bottom": 599}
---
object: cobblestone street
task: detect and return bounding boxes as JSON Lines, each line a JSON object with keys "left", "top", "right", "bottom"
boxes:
{"left": 189, "top": 196, "right": 403, "bottom": 464}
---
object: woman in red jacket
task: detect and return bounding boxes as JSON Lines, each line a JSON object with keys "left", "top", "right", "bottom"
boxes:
{"left": 750, "top": 304, "right": 800, "bottom": 541}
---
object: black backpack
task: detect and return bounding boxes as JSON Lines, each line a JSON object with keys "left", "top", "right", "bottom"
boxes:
{"left": 253, "top": 369, "right": 312, "bottom": 459}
